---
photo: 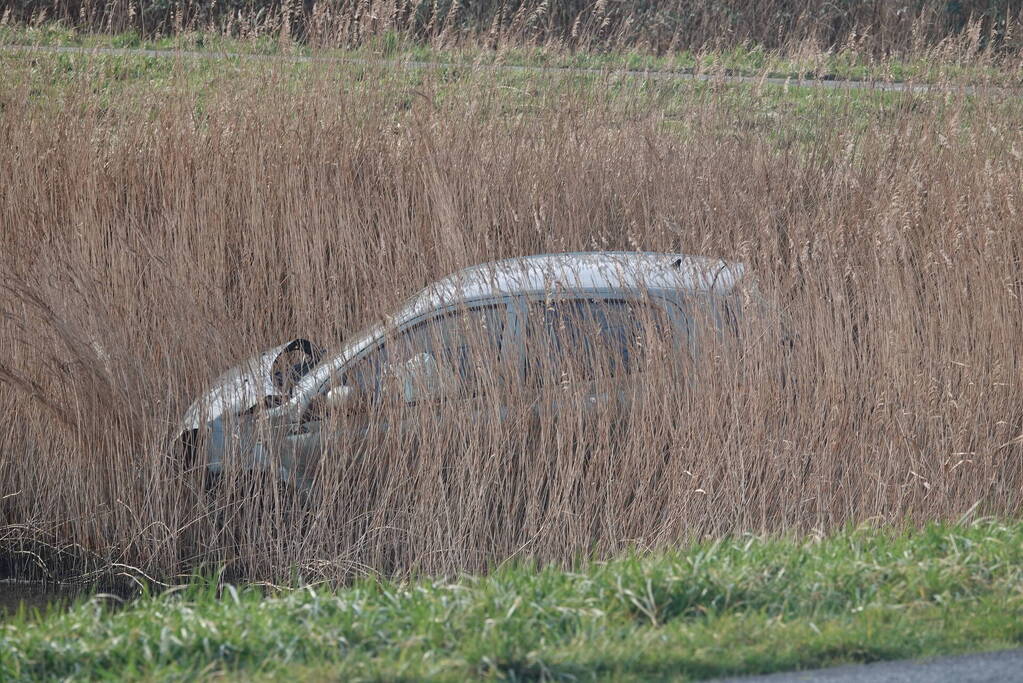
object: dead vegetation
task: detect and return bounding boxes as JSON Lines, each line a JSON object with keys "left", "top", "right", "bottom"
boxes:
{"left": 0, "top": 53, "right": 1021, "bottom": 584}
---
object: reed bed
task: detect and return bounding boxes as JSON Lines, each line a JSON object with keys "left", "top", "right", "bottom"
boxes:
{"left": 0, "top": 53, "right": 1021, "bottom": 584}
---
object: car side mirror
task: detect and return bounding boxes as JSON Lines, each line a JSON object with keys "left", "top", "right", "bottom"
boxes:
{"left": 303, "top": 384, "right": 369, "bottom": 426}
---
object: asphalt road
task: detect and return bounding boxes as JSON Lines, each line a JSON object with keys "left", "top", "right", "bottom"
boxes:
{"left": 715, "top": 648, "right": 1023, "bottom": 683}
{"left": 1, "top": 43, "right": 1010, "bottom": 97}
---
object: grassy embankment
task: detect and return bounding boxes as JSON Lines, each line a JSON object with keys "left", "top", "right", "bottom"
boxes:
{"left": 3, "top": 521, "right": 1023, "bottom": 681}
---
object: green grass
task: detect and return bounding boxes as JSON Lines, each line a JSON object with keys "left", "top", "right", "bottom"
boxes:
{"left": 3, "top": 22, "right": 1021, "bottom": 87}
{"left": 3, "top": 521, "right": 1023, "bottom": 681}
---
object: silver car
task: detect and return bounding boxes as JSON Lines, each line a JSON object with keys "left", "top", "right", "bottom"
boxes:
{"left": 178, "top": 252, "right": 764, "bottom": 490}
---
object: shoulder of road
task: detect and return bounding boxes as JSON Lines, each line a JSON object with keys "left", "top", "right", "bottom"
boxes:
{"left": 714, "top": 648, "right": 1023, "bottom": 683}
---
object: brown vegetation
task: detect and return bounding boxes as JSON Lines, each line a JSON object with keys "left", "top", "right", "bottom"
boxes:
{"left": 0, "top": 54, "right": 1022, "bottom": 584}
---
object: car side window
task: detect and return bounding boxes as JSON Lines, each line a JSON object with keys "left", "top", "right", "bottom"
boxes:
{"left": 523, "top": 297, "right": 673, "bottom": 383}
{"left": 304, "top": 305, "right": 507, "bottom": 422}
{"left": 384, "top": 304, "right": 507, "bottom": 399}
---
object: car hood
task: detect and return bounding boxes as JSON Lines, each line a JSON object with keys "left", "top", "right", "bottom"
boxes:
{"left": 180, "top": 338, "right": 321, "bottom": 432}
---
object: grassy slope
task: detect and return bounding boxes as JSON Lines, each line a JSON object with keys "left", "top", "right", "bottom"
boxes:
{"left": 4, "top": 19, "right": 1009, "bottom": 169}
{"left": 3, "top": 22, "right": 1021, "bottom": 86}
{"left": 2, "top": 24, "right": 1010, "bottom": 172}
{"left": 3, "top": 521, "right": 1022, "bottom": 681}
{"left": 1, "top": 44, "right": 990, "bottom": 157}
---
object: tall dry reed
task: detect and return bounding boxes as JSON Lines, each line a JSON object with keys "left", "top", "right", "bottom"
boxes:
{"left": 0, "top": 56, "right": 1021, "bottom": 583}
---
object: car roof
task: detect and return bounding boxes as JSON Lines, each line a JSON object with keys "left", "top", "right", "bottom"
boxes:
{"left": 394, "top": 251, "right": 747, "bottom": 323}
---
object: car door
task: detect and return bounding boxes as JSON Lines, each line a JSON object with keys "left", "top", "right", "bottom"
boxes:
{"left": 281, "top": 301, "right": 513, "bottom": 488}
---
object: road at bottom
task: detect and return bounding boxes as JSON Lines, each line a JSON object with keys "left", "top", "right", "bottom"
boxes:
{"left": 714, "top": 648, "right": 1023, "bottom": 683}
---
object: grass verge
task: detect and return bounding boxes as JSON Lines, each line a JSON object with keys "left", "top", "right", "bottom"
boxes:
{"left": 3, "top": 22, "right": 1021, "bottom": 87}
{"left": 2, "top": 47, "right": 1002, "bottom": 158}
{"left": 3, "top": 521, "right": 1022, "bottom": 681}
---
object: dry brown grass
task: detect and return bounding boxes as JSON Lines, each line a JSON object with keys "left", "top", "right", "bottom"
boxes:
{"left": 0, "top": 54, "right": 1022, "bottom": 584}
